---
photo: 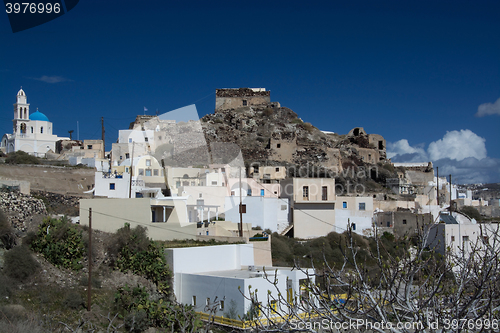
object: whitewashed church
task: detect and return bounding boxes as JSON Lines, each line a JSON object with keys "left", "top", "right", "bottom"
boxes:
{"left": 1, "top": 88, "right": 68, "bottom": 157}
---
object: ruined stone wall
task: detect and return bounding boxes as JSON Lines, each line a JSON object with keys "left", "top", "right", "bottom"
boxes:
{"left": 268, "top": 138, "right": 297, "bottom": 162}
{"left": 357, "top": 147, "right": 380, "bottom": 164}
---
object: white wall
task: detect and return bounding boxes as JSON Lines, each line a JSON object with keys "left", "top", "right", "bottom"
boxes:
{"left": 224, "top": 196, "right": 289, "bottom": 233}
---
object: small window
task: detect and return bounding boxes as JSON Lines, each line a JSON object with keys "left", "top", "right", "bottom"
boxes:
{"left": 176, "top": 181, "right": 181, "bottom": 188}
{"left": 125, "top": 153, "right": 130, "bottom": 159}
{"left": 247, "top": 189, "right": 252, "bottom": 196}
{"left": 343, "top": 202, "right": 347, "bottom": 209}
{"left": 303, "top": 186, "right": 309, "bottom": 199}
{"left": 192, "top": 296, "right": 197, "bottom": 306}
{"left": 322, "top": 186, "right": 328, "bottom": 201}
{"left": 146, "top": 159, "right": 151, "bottom": 166}
{"left": 211, "top": 181, "right": 217, "bottom": 185}
{"left": 271, "top": 300, "right": 277, "bottom": 312}
{"left": 145, "top": 137, "right": 148, "bottom": 142}
{"left": 199, "top": 193, "right": 202, "bottom": 198}
{"left": 139, "top": 169, "right": 144, "bottom": 176}
{"left": 352, "top": 223, "right": 356, "bottom": 230}
{"left": 463, "top": 236, "right": 469, "bottom": 242}
{"left": 240, "top": 204, "right": 246, "bottom": 214}
{"left": 120, "top": 155, "right": 123, "bottom": 160}
{"left": 402, "top": 219, "right": 407, "bottom": 225}
{"left": 220, "top": 300, "right": 224, "bottom": 311}
{"left": 451, "top": 236, "right": 455, "bottom": 242}
{"left": 359, "top": 203, "right": 366, "bottom": 210}
{"left": 109, "top": 183, "right": 115, "bottom": 190}
{"left": 126, "top": 167, "right": 129, "bottom": 173}
{"left": 153, "top": 169, "right": 159, "bottom": 176}
{"left": 275, "top": 167, "right": 280, "bottom": 172}
{"left": 231, "top": 191, "right": 235, "bottom": 196}
{"left": 242, "top": 100, "right": 247, "bottom": 106}
{"left": 87, "top": 145, "right": 93, "bottom": 149}
{"left": 277, "top": 143, "right": 281, "bottom": 148}
{"left": 128, "top": 138, "right": 132, "bottom": 143}
{"left": 31, "top": 127, "right": 33, "bottom": 133}
{"left": 261, "top": 189, "right": 265, "bottom": 196}
{"left": 145, "top": 169, "right": 152, "bottom": 176}
{"left": 387, "top": 221, "right": 391, "bottom": 227}
{"left": 40, "top": 126, "right": 43, "bottom": 134}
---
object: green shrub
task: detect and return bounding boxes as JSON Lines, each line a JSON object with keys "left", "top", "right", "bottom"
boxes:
{"left": 460, "top": 206, "right": 482, "bottom": 220}
{"left": 30, "top": 216, "right": 86, "bottom": 270}
{"left": 5, "top": 151, "right": 40, "bottom": 165}
{"left": 110, "top": 224, "right": 171, "bottom": 294}
{"left": 4, "top": 246, "right": 40, "bottom": 281}
{"left": 0, "top": 210, "right": 16, "bottom": 249}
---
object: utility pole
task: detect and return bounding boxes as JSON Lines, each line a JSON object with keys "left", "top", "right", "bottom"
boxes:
{"left": 128, "top": 143, "right": 135, "bottom": 198}
{"left": 449, "top": 174, "right": 453, "bottom": 213}
{"left": 101, "top": 117, "right": 105, "bottom": 159}
{"left": 87, "top": 208, "right": 92, "bottom": 311}
{"left": 239, "top": 166, "right": 243, "bottom": 237}
{"left": 436, "top": 167, "right": 439, "bottom": 206}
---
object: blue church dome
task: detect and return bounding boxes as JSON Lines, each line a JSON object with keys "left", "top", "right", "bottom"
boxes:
{"left": 30, "top": 109, "right": 49, "bottom": 122}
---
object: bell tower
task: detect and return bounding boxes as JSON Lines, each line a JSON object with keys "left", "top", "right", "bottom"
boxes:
{"left": 13, "top": 87, "right": 30, "bottom": 134}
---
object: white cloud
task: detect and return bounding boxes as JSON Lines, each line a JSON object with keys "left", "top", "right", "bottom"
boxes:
{"left": 387, "top": 139, "right": 427, "bottom": 159}
{"left": 476, "top": 97, "right": 500, "bottom": 117}
{"left": 388, "top": 130, "right": 497, "bottom": 183}
{"left": 32, "top": 75, "right": 73, "bottom": 83}
{"left": 428, "top": 130, "right": 486, "bottom": 161}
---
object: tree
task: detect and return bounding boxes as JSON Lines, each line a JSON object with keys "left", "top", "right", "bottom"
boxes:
{"left": 243, "top": 222, "right": 500, "bottom": 332}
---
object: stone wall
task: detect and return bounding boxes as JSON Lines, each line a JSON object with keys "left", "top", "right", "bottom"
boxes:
{"left": 0, "top": 190, "right": 46, "bottom": 231}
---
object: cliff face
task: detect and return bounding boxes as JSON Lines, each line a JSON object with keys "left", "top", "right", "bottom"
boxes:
{"left": 201, "top": 103, "right": 388, "bottom": 177}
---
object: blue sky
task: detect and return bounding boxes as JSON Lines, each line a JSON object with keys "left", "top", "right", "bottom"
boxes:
{"left": 1, "top": 0, "right": 499, "bottom": 183}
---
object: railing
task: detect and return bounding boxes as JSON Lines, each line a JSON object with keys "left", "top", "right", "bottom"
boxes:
{"left": 197, "top": 310, "right": 321, "bottom": 329}
{"left": 102, "top": 171, "right": 124, "bottom": 179}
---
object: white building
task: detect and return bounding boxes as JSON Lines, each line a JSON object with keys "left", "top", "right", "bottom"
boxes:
{"left": 335, "top": 196, "right": 374, "bottom": 236}
{"left": 166, "top": 244, "right": 314, "bottom": 319}
{"left": 1, "top": 88, "right": 68, "bottom": 157}
{"left": 224, "top": 196, "right": 289, "bottom": 233}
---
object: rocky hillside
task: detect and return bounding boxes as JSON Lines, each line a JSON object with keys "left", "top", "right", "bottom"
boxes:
{"left": 201, "top": 102, "right": 393, "bottom": 184}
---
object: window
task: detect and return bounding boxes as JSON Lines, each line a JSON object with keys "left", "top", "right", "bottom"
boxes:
{"left": 451, "top": 236, "right": 455, "bottom": 242}
{"left": 145, "top": 137, "right": 148, "bottom": 142}
{"left": 276, "top": 143, "right": 281, "bottom": 148}
{"left": 352, "top": 223, "right": 356, "bottom": 230}
{"left": 146, "top": 159, "right": 151, "bottom": 166}
{"left": 281, "top": 205, "right": 287, "bottom": 210}
{"left": 109, "top": 183, "right": 115, "bottom": 190}
{"left": 387, "top": 221, "right": 391, "bottom": 227}
{"left": 145, "top": 169, "right": 152, "bottom": 176}
{"left": 231, "top": 191, "right": 235, "bottom": 196}
{"left": 40, "top": 126, "right": 43, "bottom": 133}
{"left": 126, "top": 167, "right": 129, "bottom": 173}
{"left": 87, "top": 145, "right": 93, "bottom": 149}
{"left": 247, "top": 189, "right": 252, "bottom": 196}
{"left": 138, "top": 169, "right": 144, "bottom": 176}
{"left": 260, "top": 189, "right": 265, "bottom": 196}
{"left": 275, "top": 167, "right": 280, "bottom": 172}
{"left": 220, "top": 300, "right": 224, "bottom": 311}
{"left": 153, "top": 169, "right": 159, "bottom": 176}
{"left": 271, "top": 300, "right": 277, "bottom": 313}
{"left": 343, "top": 202, "right": 347, "bottom": 209}
{"left": 359, "top": 203, "right": 366, "bottom": 210}
{"left": 199, "top": 193, "right": 202, "bottom": 198}
{"left": 176, "top": 181, "right": 181, "bottom": 188}
{"left": 192, "top": 296, "right": 196, "bottom": 306}
{"left": 463, "top": 236, "right": 469, "bottom": 242}
{"left": 191, "top": 181, "right": 195, "bottom": 186}
{"left": 239, "top": 204, "right": 246, "bottom": 214}
{"left": 322, "top": 186, "right": 328, "bottom": 200}
{"left": 242, "top": 100, "right": 247, "bottom": 106}
{"left": 125, "top": 153, "right": 130, "bottom": 159}
{"left": 303, "top": 186, "right": 309, "bottom": 200}
{"left": 31, "top": 127, "right": 33, "bottom": 133}
{"left": 128, "top": 138, "right": 132, "bottom": 143}
{"left": 211, "top": 181, "right": 217, "bottom": 185}
{"left": 120, "top": 155, "right": 123, "bottom": 160}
